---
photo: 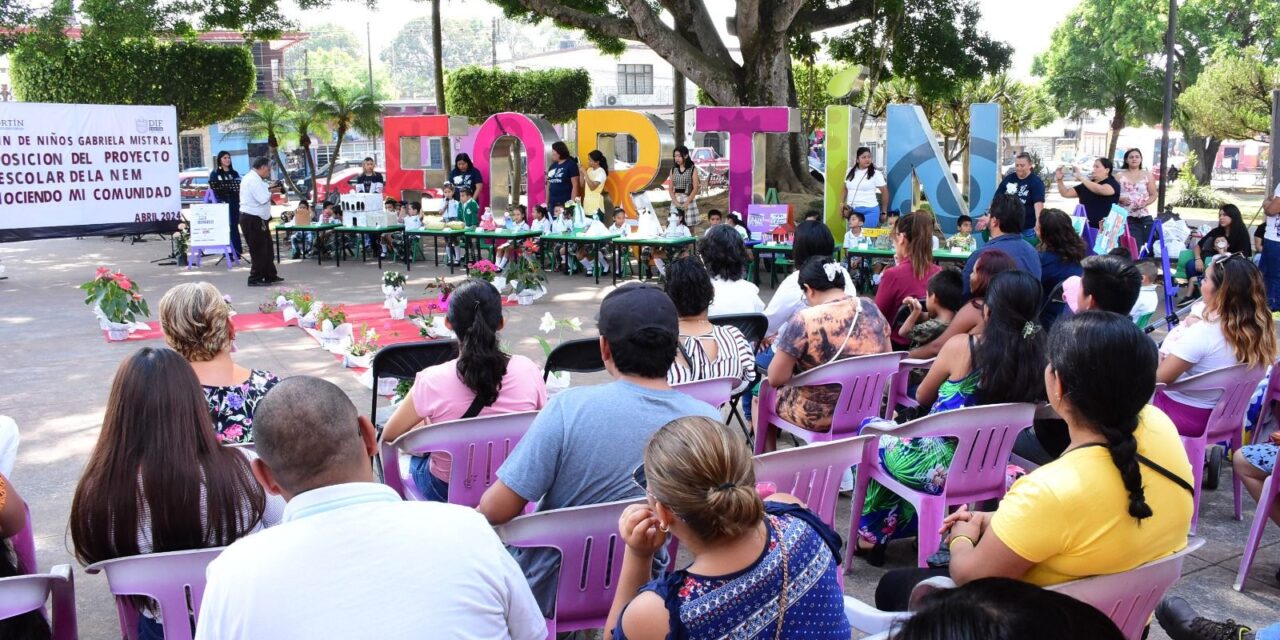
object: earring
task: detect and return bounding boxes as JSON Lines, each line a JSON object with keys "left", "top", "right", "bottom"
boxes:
{"left": 658, "top": 521, "right": 670, "bottom": 533}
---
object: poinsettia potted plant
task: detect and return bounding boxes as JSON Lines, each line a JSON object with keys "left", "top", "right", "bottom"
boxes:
{"left": 468, "top": 259, "right": 501, "bottom": 284}
{"left": 381, "top": 270, "right": 406, "bottom": 298}
{"left": 503, "top": 239, "right": 548, "bottom": 305}
{"left": 82, "top": 267, "right": 150, "bottom": 340}
{"left": 344, "top": 323, "right": 380, "bottom": 368}
{"left": 276, "top": 287, "right": 319, "bottom": 327}
{"left": 537, "top": 312, "right": 582, "bottom": 392}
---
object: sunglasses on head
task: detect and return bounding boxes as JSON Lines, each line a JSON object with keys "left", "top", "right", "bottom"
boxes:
{"left": 631, "top": 464, "right": 648, "bottom": 492}
{"left": 1209, "top": 252, "right": 1246, "bottom": 267}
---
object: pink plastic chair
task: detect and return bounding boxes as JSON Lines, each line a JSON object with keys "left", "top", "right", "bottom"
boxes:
{"left": 85, "top": 547, "right": 224, "bottom": 640}
{"left": 753, "top": 435, "right": 875, "bottom": 529}
{"left": 380, "top": 410, "right": 538, "bottom": 506}
{"left": 1051, "top": 537, "right": 1205, "bottom": 639}
{"left": 885, "top": 357, "right": 935, "bottom": 414}
{"left": 848, "top": 403, "right": 1037, "bottom": 568}
{"left": 843, "top": 538, "right": 1205, "bottom": 640}
{"left": 495, "top": 498, "right": 643, "bottom": 637}
{"left": 0, "top": 565, "right": 78, "bottom": 640}
{"left": 1234, "top": 463, "right": 1279, "bottom": 591}
{"left": 755, "top": 351, "right": 904, "bottom": 454}
{"left": 1160, "top": 363, "right": 1266, "bottom": 532}
{"left": 672, "top": 376, "right": 736, "bottom": 408}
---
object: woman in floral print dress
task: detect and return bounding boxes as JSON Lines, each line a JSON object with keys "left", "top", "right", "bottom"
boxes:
{"left": 159, "top": 282, "right": 279, "bottom": 443}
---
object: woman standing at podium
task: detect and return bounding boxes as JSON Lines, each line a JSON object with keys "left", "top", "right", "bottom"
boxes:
{"left": 209, "top": 151, "right": 244, "bottom": 258}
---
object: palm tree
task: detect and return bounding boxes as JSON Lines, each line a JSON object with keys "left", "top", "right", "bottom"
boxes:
{"left": 315, "top": 82, "right": 384, "bottom": 199}
{"left": 431, "top": 0, "right": 445, "bottom": 111}
{"left": 281, "top": 86, "right": 329, "bottom": 204}
{"left": 233, "top": 100, "right": 299, "bottom": 193}
{"left": 1002, "top": 83, "right": 1057, "bottom": 145}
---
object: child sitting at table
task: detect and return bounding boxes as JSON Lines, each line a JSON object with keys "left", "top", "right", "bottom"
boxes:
{"left": 703, "top": 209, "right": 723, "bottom": 236}
{"left": 869, "top": 210, "right": 901, "bottom": 286}
{"left": 494, "top": 205, "right": 529, "bottom": 270}
{"left": 530, "top": 204, "right": 552, "bottom": 234}
{"left": 381, "top": 200, "right": 410, "bottom": 259}
{"left": 725, "top": 211, "right": 749, "bottom": 240}
{"left": 458, "top": 187, "right": 479, "bottom": 227}
{"left": 843, "top": 209, "right": 870, "bottom": 289}
{"left": 289, "top": 199, "right": 313, "bottom": 259}
{"left": 609, "top": 207, "right": 629, "bottom": 236}
{"left": 945, "top": 214, "right": 977, "bottom": 253}
{"left": 843, "top": 209, "right": 866, "bottom": 251}
{"left": 646, "top": 210, "right": 691, "bottom": 277}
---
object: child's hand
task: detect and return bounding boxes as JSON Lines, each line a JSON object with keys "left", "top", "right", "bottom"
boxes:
{"left": 617, "top": 503, "right": 666, "bottom": 556}
{"left": 903, "top": 297, "right": 923, "bottom": 317}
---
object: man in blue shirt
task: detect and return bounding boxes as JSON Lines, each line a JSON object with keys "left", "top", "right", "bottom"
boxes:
{"left": 962, "top": 193, "right": 1042, "bottom": 296}
{"left": 996, "top": 152, "right": 1046, "bottom": 240}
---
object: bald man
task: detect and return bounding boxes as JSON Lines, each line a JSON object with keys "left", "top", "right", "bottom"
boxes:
{"left": 196, "top": 376, "right": 544, "bottom": 640}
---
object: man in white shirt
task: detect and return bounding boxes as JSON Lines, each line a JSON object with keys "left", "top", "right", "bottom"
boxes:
{"left": 238, "top": 156, "right": 282, "bottom": 286}
{"left": 1260, "top": 180, "right": 1280, "bottom": 310}
{"left": 196, "top": 376, "right": 544, "bottom": 640}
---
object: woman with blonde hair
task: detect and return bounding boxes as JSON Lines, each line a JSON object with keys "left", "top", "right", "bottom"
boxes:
{"left": 604, "top": 416, "right": 848, "bottom": 640}
{"left": 1156, "top": 254, "right": 1277, "bottom": 434}
{"left": 158, "top": 282, "right": 278, "bottom": 443}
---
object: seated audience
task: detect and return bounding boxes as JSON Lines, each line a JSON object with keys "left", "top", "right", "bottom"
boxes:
{"left": 382, "top": 280, "right": 547, "bottom": 501}
{"left": 1188, "top": 204, "right": 1253, "bottom": 287}
{"left": 1236, "top": 430, "right": 1280, "bottom": 550}
{"left": 767, "top": 256, "right": 892, "bottom": 432}
{"left": 604, "top": 417, "right": 849, "bottom": 640}
{"left": 663, "top": 257, "right": 755, "bottom": 393}
{"left": 477, "top": 284, "right": 720, "bottom": 611}
{"left": 944, "top": 214, "right": 977, "bottom": 253}
{"left": 763, "top": 221, "right": 858, "bottom": 340}
{"left": 1156, "top": 254, "right": 1277, "bottom": 438}
{"left": 874, "top": 312, "right": 1193, "bottom": 610}
{"left": 196, "top": 376, "right": 544, "bottom": 640}
{"left": 700, "top": 225, "right": 765, "bottom": 317}
{"left": 857, "top": 271, "right": 1047, "bottom": 560}
{"left": 875, "top": 212, "right": 942, "bottom": 349}
{"left": 891, "top": 577, "right": 1124, "bottom": 640}
{"left": 960, "top": 194, "right": 1041, "bottom": 296}
{"left": 1132, "top": 260, "right": 1160, "bottom": 324}
{"left": 159, "top": 282, "right": 279, "bottom": 443}
{"left": 1035, "top": 208, "right": 1087, "bottom": 329}
{"left": 899, "top": 269, "right": 964, "bottom": 350}
{"left": 1, "top": 473, "right": 51, "bottom": 640}
{"left": 1073, "top": 254, "right": 1143, "bottom": 314}
{"left": 70, "top": 347, "right": 284, "bottom": 639}
{"left": 908, "top": 250, "right": 1016, "bottom": 359}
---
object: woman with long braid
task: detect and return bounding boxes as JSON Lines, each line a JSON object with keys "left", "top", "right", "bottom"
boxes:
{"left": 872, "top": 312, "right": 1194, "bottom": 611}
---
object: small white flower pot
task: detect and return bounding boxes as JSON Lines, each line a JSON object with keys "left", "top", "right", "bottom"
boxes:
{"left": 105, "top": 326, "right": 130, "bottom": 341}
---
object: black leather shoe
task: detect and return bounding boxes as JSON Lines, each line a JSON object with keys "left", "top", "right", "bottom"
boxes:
{"left": 1156, "top": 597, "right": 1254, "bottom": 640}
{"left": 247, "top": 278, "right": 270, "bottom": 287}
{"left": 267, "top": 276, "right": 285, "bottom": 284}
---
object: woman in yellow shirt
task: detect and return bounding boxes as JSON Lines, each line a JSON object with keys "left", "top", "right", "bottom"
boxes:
{"left": 874, "top": 311, "right": 1194, "bottom": 610}
{"left": 583, "top": 150, "right": 609, "bottom": 219}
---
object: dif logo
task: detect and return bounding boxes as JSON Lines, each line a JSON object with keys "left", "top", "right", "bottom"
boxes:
{"left": 134, "top": 118, "right": 165, "bottom": 133}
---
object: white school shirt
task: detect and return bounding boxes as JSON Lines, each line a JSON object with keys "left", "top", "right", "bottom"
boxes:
{"left": 663, "top": 224, "right": 691, "bottom": 238}
{"left": 196, "top": 482, "right": 544, "bottom": 640}
{"left": 844, "top": 170, "right": 887, "bottom": 208}
{"left": 1265, "top": 182, "right": 1280, "bottom": 243}
{"left": 708, "top": 277, "right": 766, "bottom": 317}
{"left": 1130, "top": 285, "right": 1158, "bottom": 323}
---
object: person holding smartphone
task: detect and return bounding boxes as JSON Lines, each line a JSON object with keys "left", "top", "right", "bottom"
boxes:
{"left": 1054, "top": 158, "right": 1120, "bottom": 228}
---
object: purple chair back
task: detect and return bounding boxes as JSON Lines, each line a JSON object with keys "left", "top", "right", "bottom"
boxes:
{"left": 0, "top": 564, "right": 78, "bottom": 640}
{"left": 494, "top": 498, "right": 641, "bottom": 635}
{"left": 886, "top": 358, "right": 935, "bottom": 412}
{"left": 1235, "top": 463, "right": 1280, "bottom": 591}
{"left": 753, "top": 436, "right": 874, "bottom": 528}
{"left": 85, "top": 547, "right": 224, "bottom": 640}
{"left": 860, "top": 403, "right": 1036, "bottom": 503}
{"left": 381, "top": 410, "right": 538, "bottom": 506}
{"left": 12, "top": 502, "right": 36, "bottom": 574}
{"left": 1162, "top": 363, "right": 1266, "bottom": 530}
{"left": 1050, "top": 538, "right": 1205, "bottom": 640}
{"left": 672, "top": 376, "right": 736, "bottom": 408}
{"left": 755, "top": 351, "right": 904, "bottom": 453}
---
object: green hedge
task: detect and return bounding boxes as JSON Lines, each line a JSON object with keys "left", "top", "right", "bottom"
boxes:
{"left": 11, "top": 38, "right": 256, "bottom": 131}
{"left": 445, "top": 66, "right": 591, "bottom": 124}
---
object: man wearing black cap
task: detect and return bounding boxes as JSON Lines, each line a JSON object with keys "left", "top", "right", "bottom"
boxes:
{"left": 478, "top": 283, "right": 721, "bottom": 611}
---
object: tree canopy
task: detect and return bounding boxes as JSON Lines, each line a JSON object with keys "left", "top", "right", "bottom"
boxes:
{"left": 1179, "top": 50, "right": 1279, "bottom": 143}
{"left": 445, "top": 66, "right": 591, "bottom": 124}
{"left": 381, "top": 18, "right": 496, "bottom": 99}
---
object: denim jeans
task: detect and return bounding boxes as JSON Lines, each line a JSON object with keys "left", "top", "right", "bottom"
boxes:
{"left": 1261, "top": 238, "right": 1280, "bottom": 311}
{"left": 138, "top": 615, "right": 164, "bottom": 640}
{"left": 409, "top": 455, "right": 450, "bottom": 502}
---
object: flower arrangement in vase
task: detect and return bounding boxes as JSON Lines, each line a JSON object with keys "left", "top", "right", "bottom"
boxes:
{"left": 276, "top": 287, "right": 318, "bottom": 326}
{"left": 424, "top": 276, "right": 456, "bottom": 304}
{"left": 536, "top": 312, "right": 582, "bottom": 391}
{"left": 381, "top": 270, "right": 407, "bottom": 298}
{"left": 409, "top": 302, "right": 450, "bottom": 338}
{"left": 82, "top": 267, "right": 150, "bottom": 340}
{"left": 503, "top": 239, "right": 548, "bottom": 305}
{"left": 344, "top": 323, "right": 380, "bottom": 368}
{"left": 468, "top": 259, "right": 501, "bottom": 283}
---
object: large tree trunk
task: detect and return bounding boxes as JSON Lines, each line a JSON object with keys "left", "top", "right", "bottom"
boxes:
{"left": 301, "top": 137, "right": 318, "bottom": 203}
{"left": 324, "top": 127, "right": 347, "bottom": 199}
{"left": 1107, "top": 101, "right": 1127, "bottom": 162}
{"left": 739, "top": 32, "right": 819, "bottom": 194}
{"left": 431, "top": 0, "right": 445, "bottom": 112}
{"left": 1186, "top": 134, "right": 1220, "bottom": 184}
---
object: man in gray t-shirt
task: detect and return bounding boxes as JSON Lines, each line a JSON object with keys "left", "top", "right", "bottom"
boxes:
{"left": 477, "top": 284, "right": 721, "bottom": 612}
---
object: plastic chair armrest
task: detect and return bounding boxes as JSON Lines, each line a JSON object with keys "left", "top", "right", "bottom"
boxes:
{"left": 843, "top": 596, "right": 910, "bottom": 635}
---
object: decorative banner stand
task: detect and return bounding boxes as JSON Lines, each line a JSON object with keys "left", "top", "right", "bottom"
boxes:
{"left": 186, "top": 203, "right": 237, "bottom": 269}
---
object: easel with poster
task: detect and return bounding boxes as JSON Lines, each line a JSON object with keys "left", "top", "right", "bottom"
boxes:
{"left": 185, "top": 203, "right": 238, "bottom": 269}
{"left": 746, "top": 204, "right": 793, "bottom": 241}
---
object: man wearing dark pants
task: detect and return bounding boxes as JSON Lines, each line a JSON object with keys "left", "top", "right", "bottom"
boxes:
{"left": 239, "top": 156, "right": 282, "bottom": 287}
{"left": 1260, "top": 181, "right": 1280, "bottom": 310}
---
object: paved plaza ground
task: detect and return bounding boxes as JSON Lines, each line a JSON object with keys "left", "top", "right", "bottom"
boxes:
{"left": 1, "top": 221, "right": 1278, "bottom": 638}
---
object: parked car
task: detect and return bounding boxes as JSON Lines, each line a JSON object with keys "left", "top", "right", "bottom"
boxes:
{"left": 690, "top": 146, "right": 729, "bottom": 187}
{"left": 313, "top": 166, "right": 443, "bottom": 203}
{"left": 179, "top": 169, "right": 210, "bottom": 203}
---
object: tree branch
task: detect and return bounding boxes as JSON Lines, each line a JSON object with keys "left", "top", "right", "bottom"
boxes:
{"left": 617, "top": 0, "right": 739, "bottom": 101}
{"left": 504, "top": 0, "right": 639, "bottom": 41}
{"left": 658, "top": 0, "right": 738, "bottom": 73}
{"left": 794, "top": 0, "right": 877, "bottom": 32}
{"left": 774, "top": 0, "right": 807, "bottom": 32}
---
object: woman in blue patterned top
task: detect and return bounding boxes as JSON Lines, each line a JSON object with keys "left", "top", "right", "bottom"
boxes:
{"left": 605, "top": 416, "right": 849, "bottom": 640}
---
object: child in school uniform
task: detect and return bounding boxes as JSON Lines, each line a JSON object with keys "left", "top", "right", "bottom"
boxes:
{"left": 945, "top": 214, "right": 978, "bottom": 253}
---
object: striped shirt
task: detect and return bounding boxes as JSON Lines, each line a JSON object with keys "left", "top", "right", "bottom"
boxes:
{"left": 667, "top": 324, "right": 755, "bottom": 394}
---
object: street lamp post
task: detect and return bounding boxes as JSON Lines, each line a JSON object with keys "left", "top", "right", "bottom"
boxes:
{"left": 1156, "top": 0, "right": 1178, "bottom": 215}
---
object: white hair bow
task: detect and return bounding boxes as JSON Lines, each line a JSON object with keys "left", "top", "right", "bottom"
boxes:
{"left": 823, "top": 262, "right": 848, "bottom": 282}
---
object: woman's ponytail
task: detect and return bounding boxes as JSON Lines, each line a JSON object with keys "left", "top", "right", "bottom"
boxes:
{"left": 448, "top": 280, "right": 510, "bottom": 406}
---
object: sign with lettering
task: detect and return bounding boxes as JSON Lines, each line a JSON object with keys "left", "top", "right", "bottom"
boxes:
{"left": 0, "top": 102, "right": 180, "bottom": 242}
{"left": 186, "top": 203, "right": 230, "bottom": 248}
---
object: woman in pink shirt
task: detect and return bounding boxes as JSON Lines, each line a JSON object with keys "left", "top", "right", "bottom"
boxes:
{"left": 383, "top": 280, "right": 547, "bottom": 501}
{"left": 875, "top": 212, "right": 941, "bottom": 348}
